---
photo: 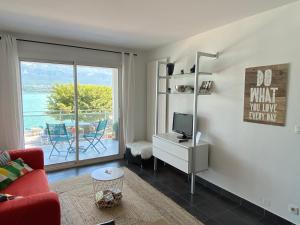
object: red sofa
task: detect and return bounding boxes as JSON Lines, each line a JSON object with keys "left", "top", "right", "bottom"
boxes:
{"left": 0, "top": 148, "right": 60, "bottom": 225}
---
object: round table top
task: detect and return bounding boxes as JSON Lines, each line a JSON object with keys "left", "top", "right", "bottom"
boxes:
{"left": 91, "top": 167, "right": 124, "bottom": 181}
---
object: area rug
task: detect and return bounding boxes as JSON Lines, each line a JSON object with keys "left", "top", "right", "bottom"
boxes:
{"left": 50, "top": 168, "right": 204, "bottom": 225}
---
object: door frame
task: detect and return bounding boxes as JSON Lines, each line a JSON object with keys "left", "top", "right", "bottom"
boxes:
{"left": 19, "top": 58, "right": 123, "bottom": 172}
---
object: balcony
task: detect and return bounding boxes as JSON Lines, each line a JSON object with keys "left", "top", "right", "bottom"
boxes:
{"left": 24, "top": 110, "right": 119, "bottom": 165}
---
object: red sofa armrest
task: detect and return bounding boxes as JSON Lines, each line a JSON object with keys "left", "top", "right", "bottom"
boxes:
{"left": 8, "top": 148, "right": 44, "bottom": 170}
{"left": 0, "top": 192, "right": 60, "bottom": 225}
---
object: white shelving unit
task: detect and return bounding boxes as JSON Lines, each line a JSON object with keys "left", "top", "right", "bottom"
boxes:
{"left": 153, "top": 51, "right": 218, "bottom": 194}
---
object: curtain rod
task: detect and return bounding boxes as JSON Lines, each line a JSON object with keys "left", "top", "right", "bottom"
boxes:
{"left": 0, "top": 36, "right": 137, "bottom": 56}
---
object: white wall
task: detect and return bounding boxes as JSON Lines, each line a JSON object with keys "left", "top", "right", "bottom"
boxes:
{"left": 16, "top": 35, "right": 147, "bottom": 145}
{"left": 146, "top": 2, "right": 300, "bottom": 224}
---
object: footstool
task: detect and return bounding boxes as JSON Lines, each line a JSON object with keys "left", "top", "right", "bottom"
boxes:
{"left": 125, "top": 141, "right": 153, "bottom": 168}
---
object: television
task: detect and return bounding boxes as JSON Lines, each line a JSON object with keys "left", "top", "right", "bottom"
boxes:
{"left": 172, "top": 112, "right": 193, "bottom": 139}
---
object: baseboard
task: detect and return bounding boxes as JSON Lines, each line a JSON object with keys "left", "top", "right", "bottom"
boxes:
{"left": 195, "top": 176, "right": 295, "bottom": 225}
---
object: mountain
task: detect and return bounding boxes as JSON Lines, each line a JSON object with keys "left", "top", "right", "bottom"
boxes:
{"left": 21, "top": 62, "right": 113, "bottom": 92}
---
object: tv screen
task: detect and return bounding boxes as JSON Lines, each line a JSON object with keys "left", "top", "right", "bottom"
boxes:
{"left": 172, "top": 112, "right": 193, "bottom": 138}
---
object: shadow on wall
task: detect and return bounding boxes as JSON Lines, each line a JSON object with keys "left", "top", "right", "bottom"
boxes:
{"left": 213, "top": 10, "right": 289, "bottom": 74}
{"left": 194, "top": 16, "right": 287, "bottom": 101}
{"left": 167, "top": 9, "right": 285, "bottom": 76}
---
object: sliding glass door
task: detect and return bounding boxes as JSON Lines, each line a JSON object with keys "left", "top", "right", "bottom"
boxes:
{"left": 20, "top": 60, "right": 120, "bottom": 167}
{"left": 77, "top": 65, "right": 119, "bottom": 161}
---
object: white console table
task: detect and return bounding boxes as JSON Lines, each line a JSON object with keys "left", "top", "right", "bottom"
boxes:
{"left": 153, "top": 133, "right": 208, "bottom": 194}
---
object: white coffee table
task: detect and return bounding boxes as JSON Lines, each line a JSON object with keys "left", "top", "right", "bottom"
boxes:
{"left": 91, "top": 167, "right": 124, "bottom": 208}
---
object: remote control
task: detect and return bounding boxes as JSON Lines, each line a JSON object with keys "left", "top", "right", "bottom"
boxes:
{"left": 178, "top": 139, "right": 188, "bottom": 143}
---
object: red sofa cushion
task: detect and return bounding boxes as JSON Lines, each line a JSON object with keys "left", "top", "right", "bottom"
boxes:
{"left": 2, "top": 169, "right": 49, "bottom": 196}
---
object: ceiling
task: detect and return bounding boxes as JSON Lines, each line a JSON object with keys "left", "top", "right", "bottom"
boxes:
{"left": 0, "top": 0, "right": 297, "bottom": 50}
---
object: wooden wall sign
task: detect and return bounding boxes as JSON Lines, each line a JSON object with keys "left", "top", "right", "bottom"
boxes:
{"left": 243, "top": 64, "right": 288, "bottom": 126}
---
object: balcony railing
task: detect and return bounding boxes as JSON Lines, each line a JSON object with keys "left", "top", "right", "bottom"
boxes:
{"left": 23, "top": 110, "right": 116, "bottom": 147}
{"left": 23, "top": 110, "right": 119, "bottom": 165}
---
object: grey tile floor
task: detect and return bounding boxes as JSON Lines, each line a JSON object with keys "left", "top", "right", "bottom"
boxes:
{"left": 47, "top": 160, "right": 294, "bottom": 225}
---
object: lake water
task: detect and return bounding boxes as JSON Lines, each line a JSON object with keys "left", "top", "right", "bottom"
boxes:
{"left": 23, "top": 91, "right": 64, "bottom": 130}
{"left": 22, "top": 91, "right": 109, "bottom": 130}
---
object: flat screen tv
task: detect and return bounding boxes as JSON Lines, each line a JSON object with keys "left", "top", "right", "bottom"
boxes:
{"left": 172, "top": 112, "right": 193, "bottom": 139}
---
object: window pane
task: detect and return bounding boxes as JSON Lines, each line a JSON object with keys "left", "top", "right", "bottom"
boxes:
{"left": 21, "top": 61, "right": 75, "bottom": 165}
{"left": 76, "top": 65, "right": 119, "bottom": 160}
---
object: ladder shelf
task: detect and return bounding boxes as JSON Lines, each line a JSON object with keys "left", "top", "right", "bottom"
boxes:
{"left": 154, "top": 51, "right": 218, "bottom": 195}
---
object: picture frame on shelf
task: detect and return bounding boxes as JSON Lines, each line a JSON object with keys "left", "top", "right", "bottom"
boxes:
{"left": 199, "top": 81, "right": 213, "bottom": 94}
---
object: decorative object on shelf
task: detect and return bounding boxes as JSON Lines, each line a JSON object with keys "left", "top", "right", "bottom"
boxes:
{"left": 166, "top": 63, "right": 175, "bottom": 75}
{"left": 243, "top": 64, "right": 288, "bottom": 126}
{"left": 196, "top": 131, "right": 202, "bottom": 144}
{"left": 184, "top": 85, "right": 194, "bottom": 93}
{"left": 199, "top": 81, "right": 213, "bottom": 94}
{"left": 190, "top": 64, "right": 195, "bottom": 73}
{"left": 180, "top": 69, "right": 184, "bottom": 74}
{"left": 174, "top": 85, "right": 194, "bottom": 93}
{"left": 175, "top": 85, "right": 186, "bottom": 92}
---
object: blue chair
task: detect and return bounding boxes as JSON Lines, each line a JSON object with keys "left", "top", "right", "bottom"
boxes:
{"left": 83, "top": 120, "right": 108, "bottom": 153}
{"left": 46, "top": 123, "right": 74, "bottom": 160}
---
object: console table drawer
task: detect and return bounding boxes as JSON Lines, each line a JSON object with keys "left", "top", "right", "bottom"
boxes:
{"left": 153, "top": 137, "right": 189, "bottom": 161}
{"left": 153, "top": 147, "right": 190, "bottom": 173}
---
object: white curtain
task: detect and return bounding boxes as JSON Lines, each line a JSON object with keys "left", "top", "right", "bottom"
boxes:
{"left": 0, "top": 34, "right": 24, "bottom": 149}
{"left": 121, "top": 53, "right": 136, "bottom": 147}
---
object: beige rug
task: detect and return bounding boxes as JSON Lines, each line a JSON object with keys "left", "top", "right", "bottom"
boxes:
{"left": 50, "top": 168, "right": 204, "bottom": 225}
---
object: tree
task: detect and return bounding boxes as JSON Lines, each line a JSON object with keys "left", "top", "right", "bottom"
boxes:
{"left": 47, "top": 84, "right": 112, "bottom": 121}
